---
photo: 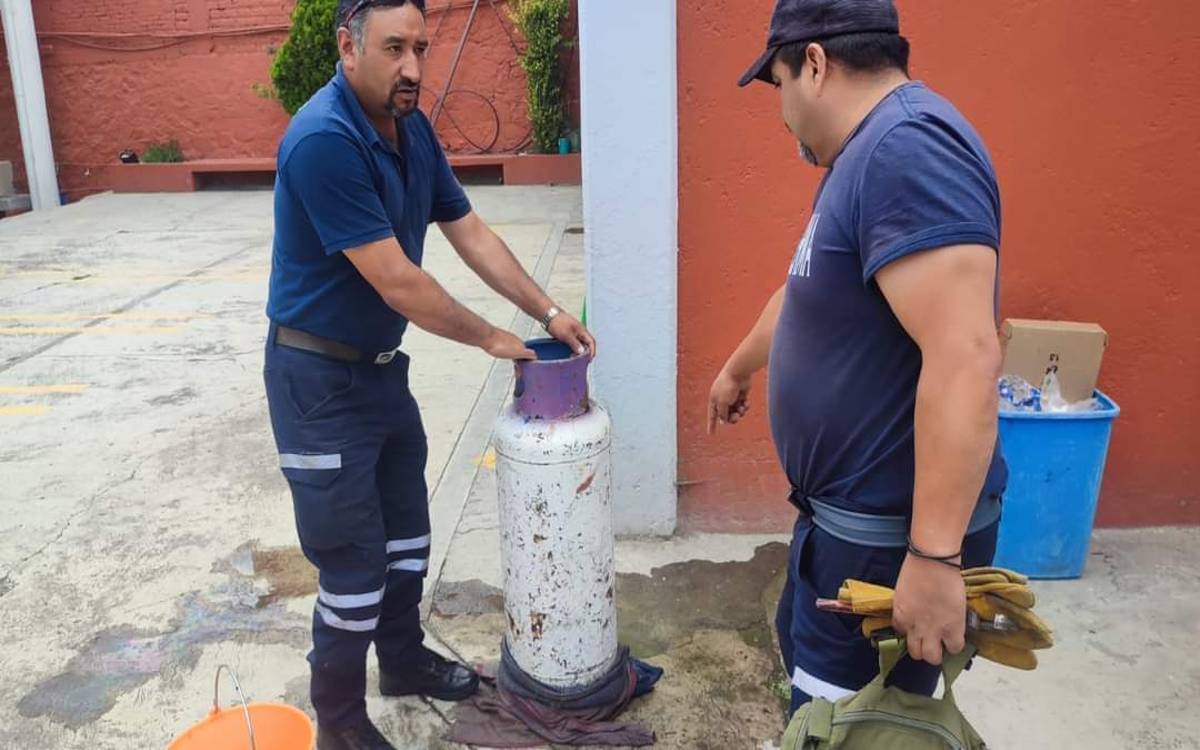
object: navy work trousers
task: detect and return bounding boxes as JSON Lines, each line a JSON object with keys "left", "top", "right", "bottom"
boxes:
{"left": 264, "top": 334, "right": 431, "bottom": 729}
{"left": 776, "top": 513, "right": 999, "bottom": 715}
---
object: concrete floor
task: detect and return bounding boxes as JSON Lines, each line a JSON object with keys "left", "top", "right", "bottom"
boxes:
{"left": 0, "top": 187, "right": 580, "bottom": 749}
{"left": 435, "top": 465, "right": 1200, "bottom": 749}
{"left": 1, "top": 189, "right": 1198, "bottom": 749}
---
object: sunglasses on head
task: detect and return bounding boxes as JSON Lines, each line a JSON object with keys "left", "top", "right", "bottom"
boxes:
{"left": 341, "top": 0, "right": 426, "bottom": 26}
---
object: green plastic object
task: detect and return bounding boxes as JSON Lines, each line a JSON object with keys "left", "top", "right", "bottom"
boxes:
{"left": 781, "top": 639, "right": 987, "bottom": 750}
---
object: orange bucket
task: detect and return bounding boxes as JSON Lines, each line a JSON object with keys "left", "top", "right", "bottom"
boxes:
{"left": 169, "top": 665, "right": 314, "bottom": 750}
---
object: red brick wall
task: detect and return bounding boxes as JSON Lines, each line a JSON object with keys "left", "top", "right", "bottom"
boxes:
{"left": 0, "top": 0, "right": 294, "bottom": 198}
{"left": 0, "top": 0, "right": 576, "bottom": 199}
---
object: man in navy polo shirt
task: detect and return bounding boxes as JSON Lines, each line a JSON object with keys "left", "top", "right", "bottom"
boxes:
{"left": 708, "top": 0, "right": 1007, "bottom": 714}
{"left": 265, "top": 1, "right": 593, "bottom": 747}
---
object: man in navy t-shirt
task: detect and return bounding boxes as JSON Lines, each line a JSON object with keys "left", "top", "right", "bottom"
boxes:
{"left": 709, "top": 0, "right": 1007, "bottom": 713}
{"left": 264, "top": 2, "right": 593, "bottom": 747}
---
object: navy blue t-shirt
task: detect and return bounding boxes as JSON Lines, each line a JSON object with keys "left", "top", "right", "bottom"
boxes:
{"left": 267, "top": 64, "right": 472, "bottom": 354}
{"left": 768, "top": 82, "right": 1008, "bottom": 516}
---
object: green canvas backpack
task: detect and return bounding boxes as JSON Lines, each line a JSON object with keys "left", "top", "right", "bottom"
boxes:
{"left": 781, "top": 639, "right": 987, "bottom": 750}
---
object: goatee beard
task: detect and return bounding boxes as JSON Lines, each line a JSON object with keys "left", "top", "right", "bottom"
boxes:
{"left": 388, "top": 90, "right": 420, "bottom": 119}
{"left": 798, "top": 142, "right": 819, "bottom": 166}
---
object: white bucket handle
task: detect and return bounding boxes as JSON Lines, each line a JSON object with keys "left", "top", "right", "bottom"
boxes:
{"left": 213, "top": 664, "right": 258, "bottom": 750}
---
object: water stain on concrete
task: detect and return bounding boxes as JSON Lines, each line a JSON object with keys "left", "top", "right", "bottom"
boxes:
{"left": 615, "top": 542, "right": 790, "bottom": 660}
{"left": 621, "top": 629, "right": 787, "bottom": 749}
{"left": 427, "top": 543, "right": 796, "bottom": 747}
{"left": 147, "top": 387, "right": 198, "bottom": 407}
{"left": 613, "top": 542, "right": 795, "bottom": 727}
{"left": 17, "top": 594, "right": 308, "bottom": 729}
{"left": 428, "top": 546, "right": 795, "bottom": 748}
{"left": 432, "top": 579, "right": 505, "bottom": 617}
{"left": 252, "top": 545, "right": 317, "bottom": 606}
{"left": 189, "top": 341, "right": 236, "bottom": 357}
{"left": 206, "top": 542, "right": 316, "bottom": 608}
{"left": 19, "top": 544, "right": 318, "bottom": 729}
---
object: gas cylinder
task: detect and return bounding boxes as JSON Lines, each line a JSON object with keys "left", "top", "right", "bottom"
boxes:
{"left": 493, "top": 338, "right": 617, "bottom": 690}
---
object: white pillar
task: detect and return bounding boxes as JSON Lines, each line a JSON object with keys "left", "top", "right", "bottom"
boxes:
{"left": 578, "top": 0, "right": 678, "bottom": 536}
{"left": 1, "top": 0, "right": 61, "bottom": 210}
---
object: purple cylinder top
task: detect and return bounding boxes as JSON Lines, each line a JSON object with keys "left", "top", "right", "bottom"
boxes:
{"left": 513, "top": 338, "right": 591, "bottom": 421}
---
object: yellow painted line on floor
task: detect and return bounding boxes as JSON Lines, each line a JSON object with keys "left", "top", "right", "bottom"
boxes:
{"left": 0, "top": 313, "right": 211, "bottom": 322}
{"left": 0, "top": 325, "right": 183, "bottom": 335}
{"left": 471, "top": 449, "right": 497, "bottom": 470}
{"left": 0, "top": 405, "right": 49, "bottom": 416}
{"left": 0, "top": 384, "right": 88, "bottom": 395}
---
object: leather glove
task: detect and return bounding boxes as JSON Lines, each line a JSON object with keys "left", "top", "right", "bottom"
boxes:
{"left": 829, "top": 567, "right": 1054, "bottom": 669}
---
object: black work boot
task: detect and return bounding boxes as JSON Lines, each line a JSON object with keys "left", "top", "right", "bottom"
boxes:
{"left": 316, "top": 716, "right": 396, "bottom": 750}
{"left": 379, "top": 647, "right": 480, "bottom": 701}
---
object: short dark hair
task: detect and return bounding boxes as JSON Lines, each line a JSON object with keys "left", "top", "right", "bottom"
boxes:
{"left": 777, "top": 32, "right": 910, "bottom": 77}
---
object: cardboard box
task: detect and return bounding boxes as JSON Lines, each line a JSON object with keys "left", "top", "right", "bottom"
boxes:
{"left": 1000, "top": 319, "right": 1108, "bottom": 403}
{"left": 0, "top": 161, "right": 13, "bottom": 198}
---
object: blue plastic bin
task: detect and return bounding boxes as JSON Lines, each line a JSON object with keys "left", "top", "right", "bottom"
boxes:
{"left": 993, "top": 390, "right": 1120, "bottom": 579}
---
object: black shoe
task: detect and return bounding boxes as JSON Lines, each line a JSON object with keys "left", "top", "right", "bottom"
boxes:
{"left": 379, "top": 647, "right": 480, "bottom": 701}
{"left": 316, "top": 716, "right": 395, "bottom": 750}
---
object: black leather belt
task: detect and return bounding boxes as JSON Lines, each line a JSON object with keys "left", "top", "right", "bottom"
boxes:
{"left": 275, "top": 325, "right": 400, "bottom": 365}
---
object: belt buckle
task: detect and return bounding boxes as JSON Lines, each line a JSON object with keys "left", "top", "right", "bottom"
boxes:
{"left": 374, "top": 349, "right": 397, "bottom": 365}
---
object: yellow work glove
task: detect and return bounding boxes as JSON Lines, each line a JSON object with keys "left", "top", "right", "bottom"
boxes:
{"left": 839, "top": 568, "right": 1036, "bottom": 616}
{"left": 964, "top": 567, "right": 1037, "bottom": 609}
{"left": 836, "top": 567, "right": 1054, "bottom": 667}
{"left": 837, "top": 580, "right": 895, "bottom": 616}
{"left": 966, "top": 582, "right": 1036, "bottom": 609}
{"left": 967, "top": 592, "right": 1054, "bottom": 649}
{"left": 972, "top": 636, "right": 1039, "bottom": 670}
{"left": 962, "top": 566, "right": 1029, "bottom": 584}
{"left": 860, "top": 620, "right": 1043, "bottom": 670}
{"left": 861, "top": 616, "right": 893, "bottom": 640}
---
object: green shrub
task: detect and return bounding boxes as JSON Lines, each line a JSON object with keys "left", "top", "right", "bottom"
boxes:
{"left": 271, "top": 0, "right": 340, "bottom": 115}
{"left": 142, "top": 140, "right": 184, "bottom": 163}
{"left": 511, "top": 0, "right": 571, "bottom": 153}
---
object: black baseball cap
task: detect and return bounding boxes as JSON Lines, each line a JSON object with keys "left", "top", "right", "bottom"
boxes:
{"left": 737, "top": 0, "right": 900, "bottom": 87}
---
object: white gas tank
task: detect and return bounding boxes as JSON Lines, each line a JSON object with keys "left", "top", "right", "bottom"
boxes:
{"left": 493, "top": 339, "right": 617, "bottom": 689}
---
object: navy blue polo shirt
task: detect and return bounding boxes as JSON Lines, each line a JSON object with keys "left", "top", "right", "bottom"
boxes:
{"left": 768, "top": 82, "right": 1008, "bottom": 516}
{"left": 267, "top": 64, "right": 472, "bottom": 354}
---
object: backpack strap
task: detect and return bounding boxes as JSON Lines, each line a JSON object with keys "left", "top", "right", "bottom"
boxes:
{"left": 876, "top": 638, "right": 977, "bottom": 700}
{"left": 942, "top": 645, "right": 974, "bottom": 687}
{"left": 941, "top": 643, "right": 976, "bottom": 702}
{"left": 806, "top": 698, "right": 834, "bottom": 741}
{"left": 877, "top": 637, "right": 907, "bottom": 680}
{"left": 781, "top": 698, "right": 834, "bottom": 750}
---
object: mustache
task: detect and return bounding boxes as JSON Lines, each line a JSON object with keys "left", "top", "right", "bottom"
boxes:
{"left": 393, "top": 82, "right": 419, "bottom": 94}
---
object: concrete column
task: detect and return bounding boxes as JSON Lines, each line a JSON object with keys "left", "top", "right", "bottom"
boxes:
{"left": 578, "top": 0, "right": 678, "bottom": 535}
{"left": 1, "top": 0, "right": 61, "bottom": 210}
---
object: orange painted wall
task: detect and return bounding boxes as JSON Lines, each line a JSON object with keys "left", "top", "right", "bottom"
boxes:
{"left": 677, "top": 0, "right": 1200, "bottom": 531}
{"left": 0, "top": 0, "right": 575, "bottom": 199}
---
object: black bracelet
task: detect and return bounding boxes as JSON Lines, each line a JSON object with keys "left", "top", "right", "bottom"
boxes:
{"left": 906, "top": 537, "right": 963, "bottom": 569}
